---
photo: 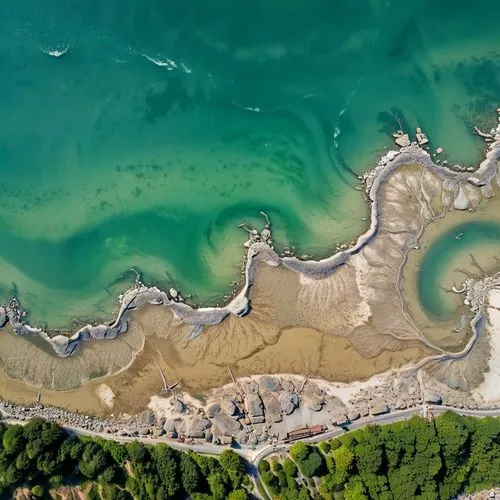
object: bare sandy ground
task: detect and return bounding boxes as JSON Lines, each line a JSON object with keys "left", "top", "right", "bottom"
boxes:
{"left": 473, "top": 289, "right": 500, "bottom": 404}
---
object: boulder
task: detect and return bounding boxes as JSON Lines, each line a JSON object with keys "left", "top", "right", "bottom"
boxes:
{"left": 212, "top": 412, "right": 242, "bottom": 436}
{"left": 281, "top": 379, "right": 296, "bottom": 392}
{"left": 140, "top": 410, "right": 156, "bottom": 426}
{"left": 261, "top": 393, "right": 282, "bottom": 418}
{"left": 206, "top": 403, "right": 221, "bottom": 418}
{"left": 171, "top": 398, "right": 186, "bottom": 413}
{"left": 347, "top": 411, "right": 360, "bottom": 422}
{"left": 306, "top": 399, "right": 323, "bottom": 412}
{"left": 163, "top": 419, "right": 178, "bottom": 437}
{"left": 139, "top": 427, "right": 150, "bottom": 436}
{"left": 243, "top": 381, "right": 259, "bottom": 394}
{"left": 0, "top": 306, "right": 7, "bottom": 328}
{"left": 190, "top": 417, "right": 212, "bottom": 432}
{"left": 244, "top": 394, "right": 264, "bottom": 419}
{"left": 152, "top": 427, "right": 165, "bottom": 437}
{"left": 424, "top": 392, "right": 442, "bottom": 405}
{"left": 259, "top": 376, "right": 281, "bottom": 392}
{"left": 395, "top": 134, "right": 410, "bottom": 148}
{"left": 280, "top": 392, "right": 299, "bottom": 415}
{"left": 222, "top": 399, "right": 237, "bottom": 416}
{"left": 370, "top": 404, "right": 389, "bottom": 416}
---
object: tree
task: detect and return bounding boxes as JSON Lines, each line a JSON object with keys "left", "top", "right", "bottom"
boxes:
{"left": 79, "top": 443, "right": 109, "bottom": 479}
{"left": 31, "top": 485, "right": 44, "bottom": 498}
{"left": 59, "top": 435, "right": 84, "bottom": 461}
{"left": 283, "top": 458, "right": 298, "bottom": 478}
{"left": 181, "top": 452, "right": 202, "bottom": 495}
{"left": 152, "top": 443, "right": 181, "bottom": 497}
{"left": 220, "top": 449, "right": 246, "bottom": 489}
{"left": 331, "top": 445, "right": 354, "bottom": 485}
{"left": 126, "top": 441, "right": 149, "bottom": 466}
{"left": 37, "top": 451, "right": 59, "bottom": 476}
{"left": 355, "top": 441, "right": 383, "bottom": 476}
{"left": 435, "top": 411, "right": 471, "bottom": 471}
{"left": 15, "top": 450, "right": 31, "bottom": 471}
{"left": 87, "top": 484, "right": 101, "bottom": 500}
{"left": 98, "top": 439, "right": 128, "bottom": 464}
{"left": 2, "top": 425, "right": 26, "bottom": 456}
{"left": 208, "top": 472, "right": 228, "bottom": 500}
{"left": 344, "top": 475, "right": 368, "bottom": 500}
{"left": 258, "top": 460, "right": 270, "bottom": 474}
{"left": 299, "top": 448, "right": 324, "bottom": 478}
{"left": 98, "top": 465, "right": 117, "bottom": 484}
{"left": 228, "top": 489, "right": 249, "bottom": 500}
{"left": 290, "top": 442, "right": 309, "bottom": 462}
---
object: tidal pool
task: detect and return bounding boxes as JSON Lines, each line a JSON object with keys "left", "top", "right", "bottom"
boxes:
{"left": 418, "top": 220, "right": 500, "bottom": 321}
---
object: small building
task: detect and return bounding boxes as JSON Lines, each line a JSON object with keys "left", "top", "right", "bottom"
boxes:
{"left": 309, "top": 424, "right": 324, "bottom": 435}
{"left": 285, "top": 425, "right": 324, "bottom": 442}
{"left": 286, "top": 427, "right": 312, "bottom": 442}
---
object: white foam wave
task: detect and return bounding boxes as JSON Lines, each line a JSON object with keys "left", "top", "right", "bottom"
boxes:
{"left": 40, "top": 45, "right": 70, "bottom": 58}
{"left": 140, "top": 52, "right": 178, "bottom": 70}
{"left": 180, "top": 61, "right": 192, "bottom": 74}
{"left": 334, "top": 126, "right": 341, "bottom": 148}
{"left": 244, "top": 106, "right": 261, "bottom": 112}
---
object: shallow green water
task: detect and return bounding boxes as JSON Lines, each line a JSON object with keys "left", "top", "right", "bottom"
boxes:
{"left": 1, "top": 0, "right": 499, "bottom": 327}
{"left": 418, "top": 221, "right": 500, "bottom": 320}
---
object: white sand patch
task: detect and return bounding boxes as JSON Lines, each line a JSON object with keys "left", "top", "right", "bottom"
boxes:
{"left": 148, "top": 392, "right": 203, "bottom": 420}
{"left": 96, "top": 384, "right": 115, "bottom": 409}
{"left": 313, "top": 372, "right": 399, "bottom": 405}
{"left": 148, "top": 395, "right": 176, "bottom": 419}
{"left": 217, "top": 372, "right": 397, "bottom": 407}
{"left": 473, "top": 288, "right": 500, "bottom": 404}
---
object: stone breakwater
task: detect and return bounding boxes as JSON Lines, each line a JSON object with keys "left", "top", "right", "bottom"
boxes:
{"left": 1, "top": 110, "right": 499, "bottom": 358}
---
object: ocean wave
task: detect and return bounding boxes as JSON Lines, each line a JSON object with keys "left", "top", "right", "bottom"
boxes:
{"left": 141, "top": 53, "right": 177, "bottom": 69}
{"left": 39, "top": 44, "right": 70, "bottom": 58}
{"left": 137, "top": 52, "right": 193, "bottom": 75}
{"left": 180, "top": 61, "right": 192, "bottom": 74}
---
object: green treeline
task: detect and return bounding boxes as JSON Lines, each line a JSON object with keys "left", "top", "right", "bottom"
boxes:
{"left": 260, "top": 412, "right": 500, "bottom": 499}
{"left": 0, "top": 418, "right": 250, "bottom": 499}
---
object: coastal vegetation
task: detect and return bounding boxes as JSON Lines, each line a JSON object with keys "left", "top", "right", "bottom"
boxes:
{"left": 260, "top": 412, "right": 500, "bottom": 499}
{"left": 0, "top": 418, "right": 250, "bottom": 499}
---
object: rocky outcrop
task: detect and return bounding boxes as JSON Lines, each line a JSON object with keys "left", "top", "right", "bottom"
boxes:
{"left": 245, "top": 394, "right": 265, "bottom": 424}
{"left": 280, "top": 392, "right": 299, "bottom": 415}
{"left": 259, "top": 376, "right": 281, "bottom": 393}
{"left": 211, "top": 412, "right": 241, "bottom": 436}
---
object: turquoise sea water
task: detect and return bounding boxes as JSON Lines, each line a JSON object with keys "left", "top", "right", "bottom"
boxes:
{"left": 1, "top": 0, "right": 499, "bottom": 327}
{"left": 418, "top": 221, "right": 500, "bottom": 320}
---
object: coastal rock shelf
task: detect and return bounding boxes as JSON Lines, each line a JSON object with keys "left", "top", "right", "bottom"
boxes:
{"left": 1, "top": 111, "right": 500, "bottom": 360}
